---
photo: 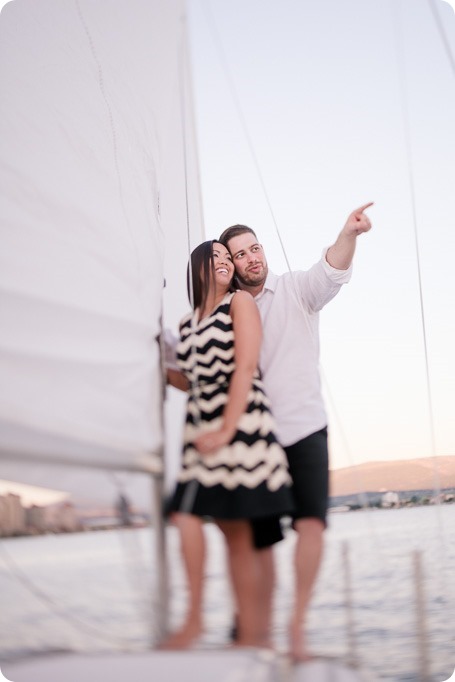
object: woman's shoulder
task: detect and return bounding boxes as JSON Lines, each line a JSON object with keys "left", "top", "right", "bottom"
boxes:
{"left": 232, "top": 289, "right": 254, "bottom": 302}
{"left": 229, "top": 289, "right": 261, "bottom": 333}
{"left": 229, "top": 289, "right": 256, "bottom": 314}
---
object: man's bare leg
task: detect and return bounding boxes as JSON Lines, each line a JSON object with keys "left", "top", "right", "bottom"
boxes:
{"left": 159, "top": 512, "right": 205, "bottom": 649}
{"left": 289, "top": 517, "right": 324, "bottom": 661}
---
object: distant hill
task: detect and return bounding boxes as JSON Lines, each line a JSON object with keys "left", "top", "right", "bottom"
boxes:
{"left": 330, "top": 456, "right": 455, "bottom": 496}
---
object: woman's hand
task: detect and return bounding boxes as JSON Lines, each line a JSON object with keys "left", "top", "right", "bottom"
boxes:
{"left": 194, "top": 428, "right": 234, "bottom": 455}
{"left": 167, "top": 369, "right": 189, "bottom": 392}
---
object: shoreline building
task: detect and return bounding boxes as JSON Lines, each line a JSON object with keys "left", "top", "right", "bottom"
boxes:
{"left": 0, "top": 493, "right": 80, "bottom": 536}
{"left": 0, "top": 493, "right": 26, "bottom": 536}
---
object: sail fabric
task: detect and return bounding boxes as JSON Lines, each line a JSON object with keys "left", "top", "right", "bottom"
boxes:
{"left": 0, "top": 0, "right": 203, "bottom": 489}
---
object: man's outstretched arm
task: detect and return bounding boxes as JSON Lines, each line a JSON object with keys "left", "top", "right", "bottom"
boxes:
{"left": 326, "top": 202, "right": 373, "bottom": 270}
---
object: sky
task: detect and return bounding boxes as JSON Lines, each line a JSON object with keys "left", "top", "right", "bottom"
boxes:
{"left": 0, "top": 479, "right": 68, "bottom": 506}
{"left": 0, "top": 0, "right": 453, "bottom": 507}
{"left": 185, "top": 0, "right": 455, "bottom": 472}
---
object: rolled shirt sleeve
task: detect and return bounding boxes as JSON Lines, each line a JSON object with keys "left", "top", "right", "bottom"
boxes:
{"left": 294, "top": 248, "right": 353, "bottom": 313}
{"left": 320, "top": 246, "right": 353, "bottom": 282}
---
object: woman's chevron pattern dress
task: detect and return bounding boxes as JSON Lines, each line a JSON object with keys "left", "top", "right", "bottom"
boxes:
{"left": 169, "top": 292, "right": 293, "bottom": 520}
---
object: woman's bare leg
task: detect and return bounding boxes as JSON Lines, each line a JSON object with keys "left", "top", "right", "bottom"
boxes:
{"left": 159, "top": 512, "right": 205, "bottom": 649}
{"left": 256, "top": 546, "right": 275, "bottom": 647}
{"left": 217, "top": 519, "right": 261, "bottom": 647}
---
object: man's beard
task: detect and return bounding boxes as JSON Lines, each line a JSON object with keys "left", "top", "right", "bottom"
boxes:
{"left": 235, "top": 264, "right": 268, "bottom": 288}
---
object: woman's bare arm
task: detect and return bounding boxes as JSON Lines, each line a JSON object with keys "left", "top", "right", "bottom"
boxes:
{"left": 167, "top": 368, "right": 189, "bottom": 392}
{"left": 194, "top": 291, "right": 261, "bottom": 454}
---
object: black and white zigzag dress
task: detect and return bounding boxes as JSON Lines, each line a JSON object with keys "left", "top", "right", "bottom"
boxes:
{"left": 169, "top": 291, "right": 293, "bottom": 520}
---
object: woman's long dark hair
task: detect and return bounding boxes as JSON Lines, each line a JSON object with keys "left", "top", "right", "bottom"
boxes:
{"left": 187, "top": 240, "right": 232, "bottom": 311}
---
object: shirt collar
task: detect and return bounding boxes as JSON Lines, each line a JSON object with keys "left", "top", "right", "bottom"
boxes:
{"left": 255, "top": 270, "right": 278, "bottom": 299}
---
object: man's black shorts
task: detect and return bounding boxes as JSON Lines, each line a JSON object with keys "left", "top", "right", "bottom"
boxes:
{"left": 251, "top": 427, "right": 329, "bottom": 549}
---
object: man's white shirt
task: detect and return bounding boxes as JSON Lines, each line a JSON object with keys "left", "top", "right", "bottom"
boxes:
{"left": 164, "top": 249, "right": 352, "bottom": 448}
{"left": 254, "top": 249, "right": 352, "bottom": 447}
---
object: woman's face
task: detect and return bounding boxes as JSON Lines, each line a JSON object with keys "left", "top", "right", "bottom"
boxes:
{"left": 212, "top": 243, "right": 234, "bottom": 289}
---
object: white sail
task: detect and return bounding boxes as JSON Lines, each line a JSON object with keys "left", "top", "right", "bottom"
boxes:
{"left": 0, "top": 0, "right": 203, "bottom": 500}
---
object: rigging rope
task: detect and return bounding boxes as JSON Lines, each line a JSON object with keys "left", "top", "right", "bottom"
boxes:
{"left": 177, "top": 12, "right": 204, "bottom": 514}
{"left": 392, "top": 0, "right": 442, "bottom": 502}
{"left": 200, "top": 1, "right": 292, "bottom": 276}
{"left": 199, "top": 2, "right": 447, "bottom": 660}
{"left": 200, "top": 0, "right": 376, "bottom": 514}
{"left": 107, "top": 472, "right": 160, "bottom": 635}
{"left": 427, "top": 0, "right": 455, "bottom": 78}
{"left": 391, "top": 2, "right": 449, "bottom": 618}
{"left": 74, "top": 0, "right": 144, "bottom": 300}
{"left": 201, "top": 0, "right": 450, "bottom": 516}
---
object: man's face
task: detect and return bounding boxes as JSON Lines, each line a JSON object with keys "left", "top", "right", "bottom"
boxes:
{"left": 226, "top": 232, "right": 268, "bottom": 289}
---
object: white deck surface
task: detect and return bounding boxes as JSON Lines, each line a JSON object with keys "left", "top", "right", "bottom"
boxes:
{"left": 2, "top": 650, "right": 377, "bottom": 682}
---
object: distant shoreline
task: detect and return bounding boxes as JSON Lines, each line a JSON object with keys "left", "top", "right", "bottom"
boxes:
{"left": 328, "top": 486, "right": 455, "bottom": 511}
{"left": 3, "top": 494, "right": 454, "bottom": 539}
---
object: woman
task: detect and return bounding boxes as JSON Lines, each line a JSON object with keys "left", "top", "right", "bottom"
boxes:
{"left": 164, "top": 240, "right": 293, "bottom": 648}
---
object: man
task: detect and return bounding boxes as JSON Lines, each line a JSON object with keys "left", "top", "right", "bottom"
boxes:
{"left": 163, "top": 203, "right": 372, "bottom": 654}
{"left": 218, "top": 202, "right": 373, "bottom": 660}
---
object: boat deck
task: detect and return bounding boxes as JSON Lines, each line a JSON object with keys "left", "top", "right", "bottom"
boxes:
{"left": 2, "top": 649, "right": 377, "bottom": 682}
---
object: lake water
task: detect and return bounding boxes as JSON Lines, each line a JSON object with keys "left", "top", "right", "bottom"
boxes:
{"left": 0, "top": 505, "right": 454, "bottom": 681}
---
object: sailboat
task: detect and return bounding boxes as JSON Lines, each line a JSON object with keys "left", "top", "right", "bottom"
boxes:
{"left": 1, "top": 0, "right": 453, "bottom": 680}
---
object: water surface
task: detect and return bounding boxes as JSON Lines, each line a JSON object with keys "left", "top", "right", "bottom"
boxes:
{"left": 1, "top": 505, "right": 454, "bottom": 681}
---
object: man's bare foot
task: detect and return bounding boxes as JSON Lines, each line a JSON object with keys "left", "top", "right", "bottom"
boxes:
{"left": 157, "top": 621, "right": 202, "bottom": 650}
{"left": 289, "top": 621, "right": 314, "bottom": 663}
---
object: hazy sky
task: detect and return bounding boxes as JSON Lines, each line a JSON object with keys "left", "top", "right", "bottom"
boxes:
{"left": 0, "top": 0, "right": 453, "bottom": 506}
{"left": 187, "top": 0, "right": 455, "bottom": 471}
{"left": 0, "top": 479, "right": 68, "bottom": 506}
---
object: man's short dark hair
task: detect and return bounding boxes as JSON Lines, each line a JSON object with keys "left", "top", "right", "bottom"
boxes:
{"left": 219, "top": 224, "right": 258, "bottom": 248}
